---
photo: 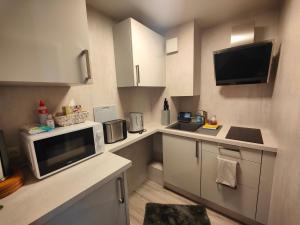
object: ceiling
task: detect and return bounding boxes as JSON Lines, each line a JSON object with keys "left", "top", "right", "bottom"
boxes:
{"left": 87, "top": 0, "right": 282, "bottom": 33}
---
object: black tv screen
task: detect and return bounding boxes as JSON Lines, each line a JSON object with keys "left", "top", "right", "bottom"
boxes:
{"left": 214, "top": 42, "right": 273, "bottom": 85}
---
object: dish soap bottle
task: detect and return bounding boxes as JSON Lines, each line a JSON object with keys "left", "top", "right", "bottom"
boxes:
{"left": 37, "top": 100, "right": 48, "bottom": 125}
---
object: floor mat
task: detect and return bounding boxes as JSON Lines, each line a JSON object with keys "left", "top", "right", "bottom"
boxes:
{"left": 143, "top": 203, "right": 211, "bottom": 225}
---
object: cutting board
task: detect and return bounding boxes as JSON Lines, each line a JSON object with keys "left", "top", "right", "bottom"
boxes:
{"left": 0, "top": 169, "right": 24, "bottom": 199}
{"left": 93, "top": 105, "right": 117, "bottom": 123}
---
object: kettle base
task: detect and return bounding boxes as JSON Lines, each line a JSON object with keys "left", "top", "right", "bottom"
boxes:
{"left": 129, "top": 129, "right": 146, "bottom": 134}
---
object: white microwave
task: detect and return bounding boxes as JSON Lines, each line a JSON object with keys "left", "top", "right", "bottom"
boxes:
{"left": 21, "top": 121, "right": 104, "bottom": 179}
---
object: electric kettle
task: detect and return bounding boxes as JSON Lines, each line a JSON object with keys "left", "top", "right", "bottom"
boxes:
{"left": 128, "top": 112, "right": 144, "bottom": 133}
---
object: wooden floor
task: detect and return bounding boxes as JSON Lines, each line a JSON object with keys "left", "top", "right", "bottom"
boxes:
{"left": 129, "top": 180, "right": 242, "bottom": 225}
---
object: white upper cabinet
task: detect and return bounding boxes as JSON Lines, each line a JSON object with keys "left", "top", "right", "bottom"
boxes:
{"left": 113, "top": 18, "right": 166, "bottom": 87}
{"left": 166, "top": 21, "right": 201, "bottom": 96}
{"left": 0, "top": 0, "right": 91, "bottom": 85}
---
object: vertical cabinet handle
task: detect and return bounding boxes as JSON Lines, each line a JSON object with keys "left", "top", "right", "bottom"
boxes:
{"left": 196, "top": 141, "right": 199, "bottom": 158}
{"left": 135, "top": 65, "right": 140, "bottom": 86}
{"left": 81, "top": 49, "right": 92, "bottom": 82}
{"left": 117, "top": 177, "right": 125, "bottom": 204}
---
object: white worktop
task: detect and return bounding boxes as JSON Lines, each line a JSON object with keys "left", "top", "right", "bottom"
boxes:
{"left": 159, "top": 123, "right": 278, "bottom": 153}
{"left": 0, "top": 122, "right": 277, "bottom": 225}
{"left": 0, "top": 152, "right": 131, "bottom": 225}
{"left": 104, "top": 123, "right": 278, "bottom": 153}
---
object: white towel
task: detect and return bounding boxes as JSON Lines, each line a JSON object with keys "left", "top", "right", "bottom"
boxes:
{"left": 216, "top": 157, "right": 238, "bottom": 188}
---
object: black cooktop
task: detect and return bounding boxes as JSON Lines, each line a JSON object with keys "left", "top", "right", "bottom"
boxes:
{"left": 226, "top": 126, "right": 264, "bottom": 144}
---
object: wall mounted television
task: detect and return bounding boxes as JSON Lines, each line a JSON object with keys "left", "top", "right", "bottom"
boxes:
{"left": 213, "top": 41, "right": 273, "bottom": 86}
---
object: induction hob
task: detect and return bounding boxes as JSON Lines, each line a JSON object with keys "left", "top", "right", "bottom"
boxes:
{"left": 225, "top": 126, "right": 264, "bottom": 144}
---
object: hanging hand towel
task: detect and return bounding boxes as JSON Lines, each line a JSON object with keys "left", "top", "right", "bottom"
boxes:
{"left": 216, "top": 157, "right": 238, "bottom": 188}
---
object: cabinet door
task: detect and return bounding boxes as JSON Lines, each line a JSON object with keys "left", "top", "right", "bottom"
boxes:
{"left": 131, "top": 19, "right": 165, "bottom": 87}
{"left": 41, "top": 175, "right": 128, "bottom": 225}
{"left": 256, "top": 151, "right": 276, "bottom": 224}
{"left": 0, "top": 0, "right": 90, "bottom": 85}
{"left": 201, "top": 142, "right": 261, "bottom": 220}
{"left": 163, "top": 134, "right": 201, "bottom": 197}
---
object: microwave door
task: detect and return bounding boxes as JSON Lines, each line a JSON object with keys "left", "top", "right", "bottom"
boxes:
{"left": 34, "top": 127, "right": 96, "bottom": 177}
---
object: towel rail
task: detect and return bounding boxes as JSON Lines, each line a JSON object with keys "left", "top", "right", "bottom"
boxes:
{"left": 218, "top": 145, "right": 242, "bottom": 159}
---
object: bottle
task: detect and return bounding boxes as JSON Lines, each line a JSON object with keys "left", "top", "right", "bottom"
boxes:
{"left": 163, "top": 98, "right": 169, "bottom": 111}
{"left": 37, "top": 100, "right": 49, "bottom": 125}
{"left": 46, "top": 114, "right": 55, "bottom": 129}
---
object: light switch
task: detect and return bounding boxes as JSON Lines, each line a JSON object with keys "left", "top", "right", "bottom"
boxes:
{"left": 166, "top": 37, "right": 178, "bottom": 54}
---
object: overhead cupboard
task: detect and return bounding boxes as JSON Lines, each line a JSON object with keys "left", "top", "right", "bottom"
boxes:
{"left": 0, "top": 0, "right": 91, "bottom": 85}
{"left": 162, "top": 134, "right": 276, "bottom": 225}
{"left": 113, "top": 18, "right": 166, "bottom": 87}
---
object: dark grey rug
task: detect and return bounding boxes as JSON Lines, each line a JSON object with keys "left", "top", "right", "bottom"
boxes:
{"left": 143, "top": 203, "right": 211, "bottom": 225}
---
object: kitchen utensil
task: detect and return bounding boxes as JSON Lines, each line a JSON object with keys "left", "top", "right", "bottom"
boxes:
{"left": 0, "top": 169, "right": 24, "bottom": 199}
{"left": 93, "top": 105, "right": 117, "bottom": 123}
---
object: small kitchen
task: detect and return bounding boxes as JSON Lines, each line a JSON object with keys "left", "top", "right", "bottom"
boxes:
{"left": 0, "top": 1, "right": 300, "bottom": 225}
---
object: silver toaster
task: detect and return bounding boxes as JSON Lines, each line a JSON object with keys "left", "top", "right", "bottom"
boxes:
{"left": 103, "top": 119, "right": 127, "bottom": 144}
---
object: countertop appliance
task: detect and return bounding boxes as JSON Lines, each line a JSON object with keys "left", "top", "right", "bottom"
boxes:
{"left": 226, "top": 126, "right": 264, "bottom": 144}
{"left": 128, "top": 112, "right": 144, "bottom": 133}
{"left": 0, "top": 130, "right": 11, "bottom": 180}
{"left": 214, "top": 41, "right": 273, "bottom": 85}
{"left": 21, "top": 121, "right": 104, "bottom": 179}
{"left": 103, "top": 119, "right": 127, "bottom": 144}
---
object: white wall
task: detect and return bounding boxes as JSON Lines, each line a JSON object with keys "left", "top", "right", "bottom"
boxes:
{"left": 268, "top": 0, "right": 300, "bottom": 224}
{"left": 177, "top": 10, "right": 280, "bottom": 129}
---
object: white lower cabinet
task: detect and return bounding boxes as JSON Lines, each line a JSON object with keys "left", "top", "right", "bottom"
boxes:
{"left": 39, "top": 174, "right": 129, "bottom": 225}
{"left": 201, "top": 141, "right": 262, "bottom": 220}
{"left": 162, "top": 134, "right": 275, "bottom": 224}
{"left": 163, "top": 134, "right": 201, "bottom": 197}
{"left": 256, "top": 151, "right": 276, "bottom": 225}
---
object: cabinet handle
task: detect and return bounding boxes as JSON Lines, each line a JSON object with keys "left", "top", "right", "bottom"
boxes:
{"left": 196, "top": 141, "right": 199, "bottom": 158}
{"left": 81, "top": 49, "right": 92, "bottom": 82}
{"left": 135, "top": 65, "right": 140, "bottom": 86}
{"left": 117, "top": 177, "right": 125, "bottom": 204}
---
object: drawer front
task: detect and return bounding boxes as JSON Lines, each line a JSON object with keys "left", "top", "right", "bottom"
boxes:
{"left": 202, "top": 151, "right": 260, "bottom": 189}
{"left": 202, "top": 178, "right": 258, "bottom": 219}
{"left": 202, "top": 141, "right": 262, "bottom": 164}
{"left": 201, "top": 150, "right": 260, "bottom": 219}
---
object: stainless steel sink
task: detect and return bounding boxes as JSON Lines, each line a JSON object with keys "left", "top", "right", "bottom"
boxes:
{"left": 167, "top": 122, "right": 202, "bottom": 132}
{"left": 167, "top": 122, "right": 222, "bottom": 136}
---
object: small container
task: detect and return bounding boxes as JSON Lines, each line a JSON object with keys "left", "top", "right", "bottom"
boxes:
{"left": 195, "top": 113, "right": 205, "bottom": 125}
{"left": 62, "top": 106, "right": 73, "bottom": 115}
{"left": 46, "top": 115, "right": 55, "bottom": 129}
{"left": 161, "top": 110, "right": 170, "bottom": 126}
{"left": 37, "top": 100, "right": 48, "bottom": 125}
{"left": 199, "top": 110, "right": 208, "bottom": 123}
{"left": 208, "top": 115, "right": 218, "bottom": 125}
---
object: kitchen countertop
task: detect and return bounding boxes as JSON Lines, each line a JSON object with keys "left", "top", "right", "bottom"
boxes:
{"left": 159, "top": 123, "right": 278, "bottom": 153}
{"left": 104, "top": 123, "right": 278, "bottom": 153}
{"left": 0, "top": 152, "right": 132, "bottom": 225}
{"left": 0, "top": 122, "right": 277, "bottom": 225}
